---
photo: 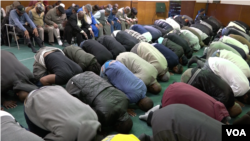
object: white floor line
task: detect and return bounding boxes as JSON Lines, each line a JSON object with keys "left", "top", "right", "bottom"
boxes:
{"left": 1, "top": 47, "right": 13, "bottom": 50}
{"left": 19, "top": 57, "right": 34, "bottom": 62}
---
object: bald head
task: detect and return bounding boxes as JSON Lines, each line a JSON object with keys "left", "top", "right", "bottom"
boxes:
{"left": 78, "top": 11, "right": 84, "bottom": 20}
{"left": 148, "top": 82, "right": 161, "bottom": 94}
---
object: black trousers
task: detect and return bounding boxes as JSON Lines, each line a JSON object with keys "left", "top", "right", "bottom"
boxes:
{"left": 24, "top": 112, "right": 50, "bottom": 138}
{"left": 13, "top": 25, "right": 43, "bottom": 47}
{"left": 64, "top": 25, "right": 91, "bottom": 46}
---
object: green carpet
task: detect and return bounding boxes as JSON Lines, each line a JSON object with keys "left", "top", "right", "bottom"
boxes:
{"left": 1, "top": 41, "right": 250, "bottom": 137}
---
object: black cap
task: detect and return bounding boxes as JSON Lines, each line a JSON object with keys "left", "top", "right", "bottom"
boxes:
{"left": 17, "top": 5, "right": 25, "bottom": 14}
{"left": 131, "top": 7, "right": 137, "bottom": 15}
{"left": 57, "top": 6, "right": 65, "bottom": 14}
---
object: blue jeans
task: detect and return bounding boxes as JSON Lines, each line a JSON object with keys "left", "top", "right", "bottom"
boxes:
{"left": 110, "top": 21, "right": 122, "bottom": 33}
{"left": 24, "top": 112, "right": 50, "bottom": 138}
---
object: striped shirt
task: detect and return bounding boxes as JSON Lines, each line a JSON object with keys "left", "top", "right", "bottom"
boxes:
{"left": 125, "top": 29, "right": 147, "bottom": 42}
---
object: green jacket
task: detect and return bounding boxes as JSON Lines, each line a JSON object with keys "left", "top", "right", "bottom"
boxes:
{"left": 63, "top": 45, "right": 97, "bottom": 71}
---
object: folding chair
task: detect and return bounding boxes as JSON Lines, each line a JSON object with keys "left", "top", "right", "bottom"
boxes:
{"left": 5, "top": 24, "right": 35, "bottom": 49}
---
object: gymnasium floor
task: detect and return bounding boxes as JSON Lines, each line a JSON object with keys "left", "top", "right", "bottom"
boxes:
{"left": 1, "top": 41, "right": 250, "bottom": 137}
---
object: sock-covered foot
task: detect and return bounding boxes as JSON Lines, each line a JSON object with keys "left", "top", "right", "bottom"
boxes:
{"left": 187, "top": 56, "right": 199, "bottom": 68}
{"left": 31, "top": 47, "right": 37, "bottom": 53}
{"left": 139, "top": 134, "right": 152, "bottom": 141}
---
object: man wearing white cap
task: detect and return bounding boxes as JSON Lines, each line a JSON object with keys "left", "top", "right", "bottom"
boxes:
{"left": 29, "top": 3, "right": 45, "bottom": 42}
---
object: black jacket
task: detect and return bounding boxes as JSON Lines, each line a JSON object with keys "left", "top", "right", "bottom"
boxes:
{"left": 97, "top": 35, "right": 126, "bottom": 59}
{"left": 233, "top": 21, "right": 249, "bottom": 34}
{"left": 164, "top": 33, "right": 192, "bottom": 59}
{"left": 66, "top": 13, "right": 90, "bottom": 34}
{"left": 191, "top": 23, "right": 213, "bottom": 37}
{"left": 203, "top": 19, "right": 219, "bottom": 34}
{"left": 115, "top": 31, "right": 139, "bottom": 51}
{"left": 66, "top": 72, "right": 130, "bottom": 126}
{"left": 81, "top": 40, "right": 113, "bottom": 65}
{"left": 235, "top": 20, "right": 250, "bottom": 30}
{"left": 152, "top": 25, "right": 169, "bottom": 36}
{"left": 207, "top": 16, "right": 222, "bottom": 29}
{"left": 187, "top": 67, "right": 235, "bottom": 108}
{"left": 154, "top": 20, "right": 174, "bottom": 33}
{"left": 225, "top": 43, "right": 247, "bottom": 60}
{"left": 222, "top": 27, "right": 250, "bottom": 42}
{"left": 174, "top": 15, "right": 190, "bottom": 27}
{"left": 161, "top": 38, "right": 184, "bottom": 60}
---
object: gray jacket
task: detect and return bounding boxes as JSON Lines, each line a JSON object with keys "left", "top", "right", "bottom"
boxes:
{"left": 33, "top": 47, "right": 64, "bottom": 80}
{"left": 206, "top": 41, "right": 241, "bottom": 59}
{"left": 151, "top": 104, "right": 223, "bottom": 141}
{"left": 1, "top": 114, "right": 44, "bottom": 141}
{"left": 25, "top": 86, "right": 101, "bottom": 141}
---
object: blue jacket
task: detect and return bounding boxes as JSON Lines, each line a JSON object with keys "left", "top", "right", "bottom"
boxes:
{"left": 9, "top": 9, "right": 36, "bottom": 31}
{"left": 107, "top": 8, "right": 118, "bottom": 23}
{"left": 131, "top": 24, "right": 148, "bottom": 34}
{"left": 104, "top": 61, "right": 146, "bottom": 103}
{"left": 153, "top": 44, "right": 179, "bottom": 69}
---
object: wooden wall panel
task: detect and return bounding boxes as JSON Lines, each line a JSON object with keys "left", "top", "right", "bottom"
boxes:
{"left": 1, "top": 1, "right": 30, "bottom": 10}
{"left": 207, "top": 3, "right": 217, "bottom": 17}
{"left": 214, "top": 4, "right": 241, "bottom": 26}
{"left": 180, "top": 1, "right": 195, "bottom": 18}
{"left": 137, "top": 1, "right": 169, "bottom": 25}
{"left": 238, "top": 5, "right": 250, "bottom": 26}
{"left": 193, "top": 2, "right": 206, "bottom": 19}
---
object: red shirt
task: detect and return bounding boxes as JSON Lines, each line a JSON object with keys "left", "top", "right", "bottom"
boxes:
{"left": 162, "top": 82, "right": 229, "bottom": 122}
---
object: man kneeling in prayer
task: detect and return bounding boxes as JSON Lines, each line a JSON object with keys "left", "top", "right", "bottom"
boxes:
{"left": 33, "top": 47, "right": 82, "bottom": 86}
{"left": 100, "top": 60, "right": 153, "bottom": 116}
{"left": 17, "top": 86, "right": 101, "bottom": 141}
{"left": 116, "top": 52, "right": 161, "bottom": 94}
{"left": 66, "top": 72, "right": 133, "bottom": 133}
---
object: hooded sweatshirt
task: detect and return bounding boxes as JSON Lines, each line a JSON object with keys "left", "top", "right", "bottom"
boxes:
{"left": 162, "top": 82, "right": 229, "bottom": 122}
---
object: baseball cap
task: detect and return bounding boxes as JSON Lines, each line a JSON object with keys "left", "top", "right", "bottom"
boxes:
{"left": 57, "top": 6, "right": 65, "bottom": 14}
{"left": 17, "top": 5, "right": 25, "bottom": 14}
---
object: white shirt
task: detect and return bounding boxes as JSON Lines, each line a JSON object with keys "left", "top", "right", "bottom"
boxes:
{"left": 227, "top": 22, "right": 246, "bottom": 33}
{"left": 219, "top": 49, "right": 250, "bottom": 78}
{"left": 181, "top": 29, "right": 201, "bottom": 51}
{"left": 190, "top": 27, "right": 208, "bottom": 40}
{"left": 1, "top": 8, "right": 6, "bottom": 17}
{"left": 93, "top": 11, "right": 101, "bottom": 24}
{"left": 165, "top": 18, "right": 180, "bottom": 30}
{"left": 220, "top": 36, "right": 249, "bottom": 55}
{"left": 0, "top": 111, "right": 15, "bottom": 119}
{"left": 208, "top": 57, "right": 250, "bottom": 97}
{"left": 142, "top": 32, "right": 153, "bottom": 42}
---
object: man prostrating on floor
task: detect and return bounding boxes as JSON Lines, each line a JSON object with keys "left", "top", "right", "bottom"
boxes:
{"left": 66, "top": 72, "right": 133, "bottom": 133}
{"left": 33, "top": 47, "right": 82, "bottom": 86}
{"left": 16, "top": 86, "right": 102, "bottom": 141}
{"left": 1, "top": 110, "right": 44, "bottom": 141}
{"left": 100, "top": 60, "right": 153, "bottom": 116}
{"left": 1, "top": 50, "right": 38, "bottom": 109}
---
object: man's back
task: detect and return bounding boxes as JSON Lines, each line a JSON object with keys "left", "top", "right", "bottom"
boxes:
{"left": 25, "top": 86, "right": 100, "bottom": 141}
{"left": 1, "top": 51, "right": 34, "bottom": 93}
{"left": 116, "top": 52, "right": 157, "bottom": 86}
{"left": 208, "top": 57, "right": 249, "bottom": 97}
{"left": 137, "top": 42, "right": 167, "bottom": 75}
{"left": 105, "top": 61, "right": 146, "bottom": 103}
{"left": 1, "top": 112, "right": 44, "bottom": 141}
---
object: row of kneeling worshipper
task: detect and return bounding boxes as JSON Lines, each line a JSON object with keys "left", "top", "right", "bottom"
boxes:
{"left": 2, "top": 15, "right": 250, "bottom": 141}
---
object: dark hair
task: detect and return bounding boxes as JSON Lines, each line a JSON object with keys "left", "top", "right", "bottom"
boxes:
{"left": 137, "top": 97, "right": 154, "bottom": 111}
{"left": 112, "top": 7, "right": 118, "bottom": 11}
{"left": 237, "top": 90, "right": 250, "bottom": 104}
{"left": 86, "top": 61, "right": 101, "bottom": 75}
{"left": 93, "top": 5, "right": 99, "bottom": 11}
{"left": 115, "top": 118, "right": 133, "bottom": 133}
{"left": 73, "top": 7, "right": 78, "bottom": 12}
